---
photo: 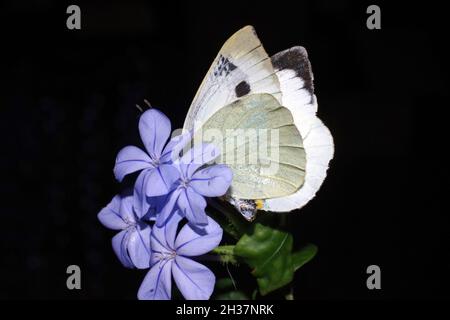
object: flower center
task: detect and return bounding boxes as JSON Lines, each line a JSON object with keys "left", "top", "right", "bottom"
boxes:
{"left": 156, "top": 250, "right": 176, "bottom": 263}
{"left": 179, "top": 177, "right": 190, "bottom": 188}
{"left": 150, "top": 157, "right": 160, "bottom": 167}
{"left": 123, "top": 216, "right": 135, "bottom": 227}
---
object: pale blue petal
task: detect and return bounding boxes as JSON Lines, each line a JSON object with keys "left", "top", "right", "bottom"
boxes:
{"left": 145, "top": 164, "right": 180, "bottom": 197}
{"left": 114, "top": 146, "right": 152, "bottom": 182}
{"left": 138, "top": 260, "right": 173, "bottom": 300}
{"left": 179, "top": 143, "right": 220, "bottom": 178}
{"left": 172, "top": 256, "right": 215, "bottom": 300}
{"left": 97, "top": 195, "right": 127, "bottom": 230}
{"left": 133, "top": 169, "right": 151, "bottom": 219}
{"left": 151, "top": 210, "right": 184, "bottom": 256}
{"left": 177, "top": 187, "right": 208, "bottom": 226}
{"left": 190, "top": 164, "right": 233, "bottom": 197}
{"left": 175, "top": 216, "right": 223, "bottom": 256}
{"left": 119, "top": 192, "right": 136, "bottom": 224}
{"left": 160, "top": 130, "right": 193, "bottom": 164}
{"left": 128, "top": 224, "right": 151, "bottom": 269}
{"left": 146, "top": 194, "right": 171, "bottom": 221}
{"left": 139, "top": 109, "right": 171, "bottom": 159}
{"left": 164, "top": 211, "right": 184, "bottom": 250}
{"left": 155, "top": 188, "right": 182, "bottom": 227}
{"left": 150, "top": 233, "right": 170, "bottom": 266}
{"left": 112, "top": 229, "right": 134, "bottom": 268}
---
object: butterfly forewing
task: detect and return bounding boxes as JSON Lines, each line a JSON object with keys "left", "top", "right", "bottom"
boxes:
{"left": 184, "top": 26, "right": 281, "bottom": 130}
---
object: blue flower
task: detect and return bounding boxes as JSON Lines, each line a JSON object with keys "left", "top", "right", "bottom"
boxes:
{"left": 113, "top": 109, "right": 189, "bottom": 217}
{"left": 155, "top": 143, "right": 233, "bottom": 227}
{"left": 100, "top": 108, "right": 233, "bottom": 300}
{"left": 138, "top": 211, "right": 223, "bottom": 300}
{"left": 97, "top": 191, "right": 151, "bottom": 269}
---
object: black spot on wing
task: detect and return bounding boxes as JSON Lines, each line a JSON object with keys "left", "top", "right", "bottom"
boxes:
{"left": 271, "top": 46, "right": 314, "bottom": 95}
{"left": 235, "top": 80, "right": 251, "bottom": 97}
{"left": 228, "top": 60, "right": 237, "bottom": 72}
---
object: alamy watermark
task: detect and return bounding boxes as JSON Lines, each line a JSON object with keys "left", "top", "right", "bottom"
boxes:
{"left": 66, "top": 265, "right": 81, "bottom": 290}
{"left": 366, "top": 5, "right": 381, "bottom": 30}
{"left": 169, "top": 121, "right": 282, "bottom": 176}
{"left": 66, "top": 5, "right": 81, "bottom": 30}
{"left": 366, "top": 265, "right": 381, "bottom": 290}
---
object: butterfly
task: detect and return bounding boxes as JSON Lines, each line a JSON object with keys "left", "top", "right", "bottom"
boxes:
{"left": 183, "top": 26, "right": 334, "bottom": 221}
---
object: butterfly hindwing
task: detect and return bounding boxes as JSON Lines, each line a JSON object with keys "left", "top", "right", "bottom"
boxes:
{"left": 196, "top": 93, "right": 306, "bottom": 200}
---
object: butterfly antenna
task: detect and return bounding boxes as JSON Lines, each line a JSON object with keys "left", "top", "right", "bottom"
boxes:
{"left": 144, "top": 99, "right": 152, "bottom": 109}
{"left": 135, "top": 104, "right": 144, "bottom": 113}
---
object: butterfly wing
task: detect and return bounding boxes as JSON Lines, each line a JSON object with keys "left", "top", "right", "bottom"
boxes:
{"left": 186, "top": 27, "right": 334, "bottom": 213}
{"left": 183, "top": 26, "right": 281, "bottom": 130}
{"left": 196, "top": 93, "right": 306, "bottom": 199}
{"left": 263, "top": 46, "right": 334, "bottom": 212}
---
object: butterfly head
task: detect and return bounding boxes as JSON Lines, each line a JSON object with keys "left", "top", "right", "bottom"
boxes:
{"left": 228, "top": 198, "right": 264, "bottom": 222}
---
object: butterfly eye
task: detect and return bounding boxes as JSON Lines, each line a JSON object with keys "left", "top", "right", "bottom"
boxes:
{"left": 230, "top": 198, "right": 257, "bottom": 221}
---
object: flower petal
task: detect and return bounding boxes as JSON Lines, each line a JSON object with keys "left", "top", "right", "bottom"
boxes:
{"left": 172, "top": 256, "right": 215, "bottom": 300}
{"left": 150, "top": 234, "right": 170, "bottom": 266}
{"left": 145, "top": 164, "right": 180, "bottom": 197}
{"left": 119, "top": 192, "right": 136, "bottom": 223}
{"left": 155, "top": 188, "right": 182, "bottom": 227}
{"left": 112, "top": 229, "right": 134, "bottom": 268}
{"left": 164, "top": 210, "right": 184, "bottom": 249}
{"left": 114, "top": 146, "right": 152, "bottom": 182}
{"left": 190, "top": 164, "right": 233, "bottom": 197}
{"left": 133, "top": 170, "right": 152, "bottom": 219}
{"left": 139, "top": 109, "right": 171, "bottom": 158}
{"left": 139, "top": 195, "right": 165, "bottom": 222}
{"left": 152, "top": 210, "right": 183, "bottom": 255}
{"left": 98, "top": 195, "right": 127, "bottom": 230}
{"left": 160, "top": 130, "right": 193, "bottom": 164}
{"left": 138, "top": 260, "right": 173, "bottom": 300}
{"left": 177, "top": 187, "right": 208, "bottom": 226}
{"left": 128, "top": 224, "right": 151, "bottom": 269}
{"left": 180, "top": 143, "right": 220, "bottom": 178}
{"left": 175, "top": 216, "right": 222, "bottom": 256}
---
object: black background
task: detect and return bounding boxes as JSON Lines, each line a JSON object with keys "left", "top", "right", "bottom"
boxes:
{"left": 1, "top": 0, "right": 449, "bottom": 299}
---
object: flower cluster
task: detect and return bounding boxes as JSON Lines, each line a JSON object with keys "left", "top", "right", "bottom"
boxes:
{"left": 98, "top": 108, "right": 233, "bottom": 300}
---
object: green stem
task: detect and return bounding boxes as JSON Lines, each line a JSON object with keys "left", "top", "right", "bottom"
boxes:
{"left": 211, "top": 245, "right": 239, "bottom": 265}
{"left": 212, "top": 245, "right": 235, "bottom": 255}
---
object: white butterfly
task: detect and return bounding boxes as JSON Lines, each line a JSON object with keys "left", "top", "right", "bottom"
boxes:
{"left": 183, "top": 26, "right": 334, "bottom": 220}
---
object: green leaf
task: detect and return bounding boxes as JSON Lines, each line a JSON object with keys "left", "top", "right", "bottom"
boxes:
{"left": 234, "top": 223, "right": 294, "bottom": 295}
{"left": 216, "top": 291, "right": 249, "bottom": 300}
{"left": 292, "top": 244, "right": 318, "bottom": 271}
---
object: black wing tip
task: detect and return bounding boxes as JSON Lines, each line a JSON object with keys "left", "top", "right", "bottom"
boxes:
{"left": 271, "top": 46, "right": 314, "bottom": 95}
